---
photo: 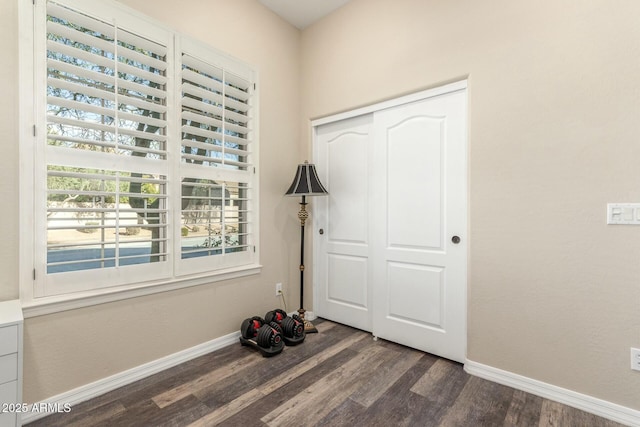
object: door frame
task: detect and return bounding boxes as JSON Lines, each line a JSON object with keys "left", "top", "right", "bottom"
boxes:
{"left": 311, "top": 80, "right": 468, "bottom": 352}
{"left": 312, "top": 80, "right": 467, "bottom": 128}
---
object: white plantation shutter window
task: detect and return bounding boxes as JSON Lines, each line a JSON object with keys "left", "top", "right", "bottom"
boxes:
{"left": 177, "top": 40, "right": 256, "bottom": 275}
{"left": 32, "top": 0, "right": 258, "bottom": 299}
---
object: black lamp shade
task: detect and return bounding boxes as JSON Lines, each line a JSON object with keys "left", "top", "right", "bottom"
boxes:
{"left": 285, "top": 162, "right": 328, "bottom": 196}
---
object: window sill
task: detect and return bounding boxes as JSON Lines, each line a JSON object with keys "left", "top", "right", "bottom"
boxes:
{"left": 21, "top": 264, "right": 262, "bottom": 318}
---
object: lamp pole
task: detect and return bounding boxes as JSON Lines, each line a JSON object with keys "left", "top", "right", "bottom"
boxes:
{"left": 297, "top": 195, "right": 308, "bottom": 321}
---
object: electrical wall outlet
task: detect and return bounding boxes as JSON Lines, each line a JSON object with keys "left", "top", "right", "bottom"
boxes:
{"left": 631, "top": 348, "right": 640, "bottom": 372}
{"left": 275, "top": 282, "right": 282, "bottom": 297}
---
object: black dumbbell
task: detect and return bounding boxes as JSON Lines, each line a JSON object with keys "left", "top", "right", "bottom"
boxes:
{"left": 265, "top": 309, "right": 305, "bottom": 340}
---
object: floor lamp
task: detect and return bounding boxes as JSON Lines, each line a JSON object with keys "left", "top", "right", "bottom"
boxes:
{"left": 285, "top": 161, "right": 329, "bottom": 333}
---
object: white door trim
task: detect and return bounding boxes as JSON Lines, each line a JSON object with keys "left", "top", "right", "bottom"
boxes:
{"left": 311, "top": 80, "right": 467, "bottom": 128}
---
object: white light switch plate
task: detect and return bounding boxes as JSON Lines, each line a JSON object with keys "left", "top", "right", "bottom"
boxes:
{"left": 607, "top": 203, "right": 640, "bottom": 225}
{"left": 631, "top": 348, "right": 640, "bottom": 371}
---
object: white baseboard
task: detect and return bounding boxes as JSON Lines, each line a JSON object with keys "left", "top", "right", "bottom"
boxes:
{"left": 464, "top": 359, "right": 640, "bottom": 427}
{"left": 21, "top": 331, "right": 240, "bottom": 424}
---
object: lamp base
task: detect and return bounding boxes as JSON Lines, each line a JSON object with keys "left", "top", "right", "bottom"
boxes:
{"left": 297, "top": 308, "right": 318, "bottom": 334}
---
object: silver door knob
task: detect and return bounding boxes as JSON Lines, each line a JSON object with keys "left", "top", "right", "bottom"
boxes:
{"left": 451, "top": 236, "right": 461, "bottom": 244}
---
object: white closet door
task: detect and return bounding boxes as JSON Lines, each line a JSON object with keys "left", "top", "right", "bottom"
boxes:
{"left": 314, "top": 83, "right": 467, "bottom": 363}
{"left": 314, "top": 114, "right": 374, "bottom": 332}
{"left": 372, "top": 90, "right": 467, "bottom": 363}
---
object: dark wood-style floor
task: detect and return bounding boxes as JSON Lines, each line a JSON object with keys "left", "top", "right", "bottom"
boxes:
{"left": 27, "top": 319, "right": 624, "bottom": 427}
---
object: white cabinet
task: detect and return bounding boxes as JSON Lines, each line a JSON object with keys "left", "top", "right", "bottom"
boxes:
{"left": 0, "top": 301, "right": 23, "bottom": 427}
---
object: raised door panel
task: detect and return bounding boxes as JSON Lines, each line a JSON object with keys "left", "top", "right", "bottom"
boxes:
{"left": 387, "top": 116, "right": 444, "bottom": 250}
{"left": 327, "top": 131, "right": 368, "bottom": 245}
{"left": 386, "top": 262, "right": 444, "bottom": 330}
{"left": 327, "top": 254, "right": 368, "bottom": 310}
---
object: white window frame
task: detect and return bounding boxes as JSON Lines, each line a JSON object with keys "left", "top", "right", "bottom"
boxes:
{"left": 19, "top": 0, "right": 261, "bottom": 316}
